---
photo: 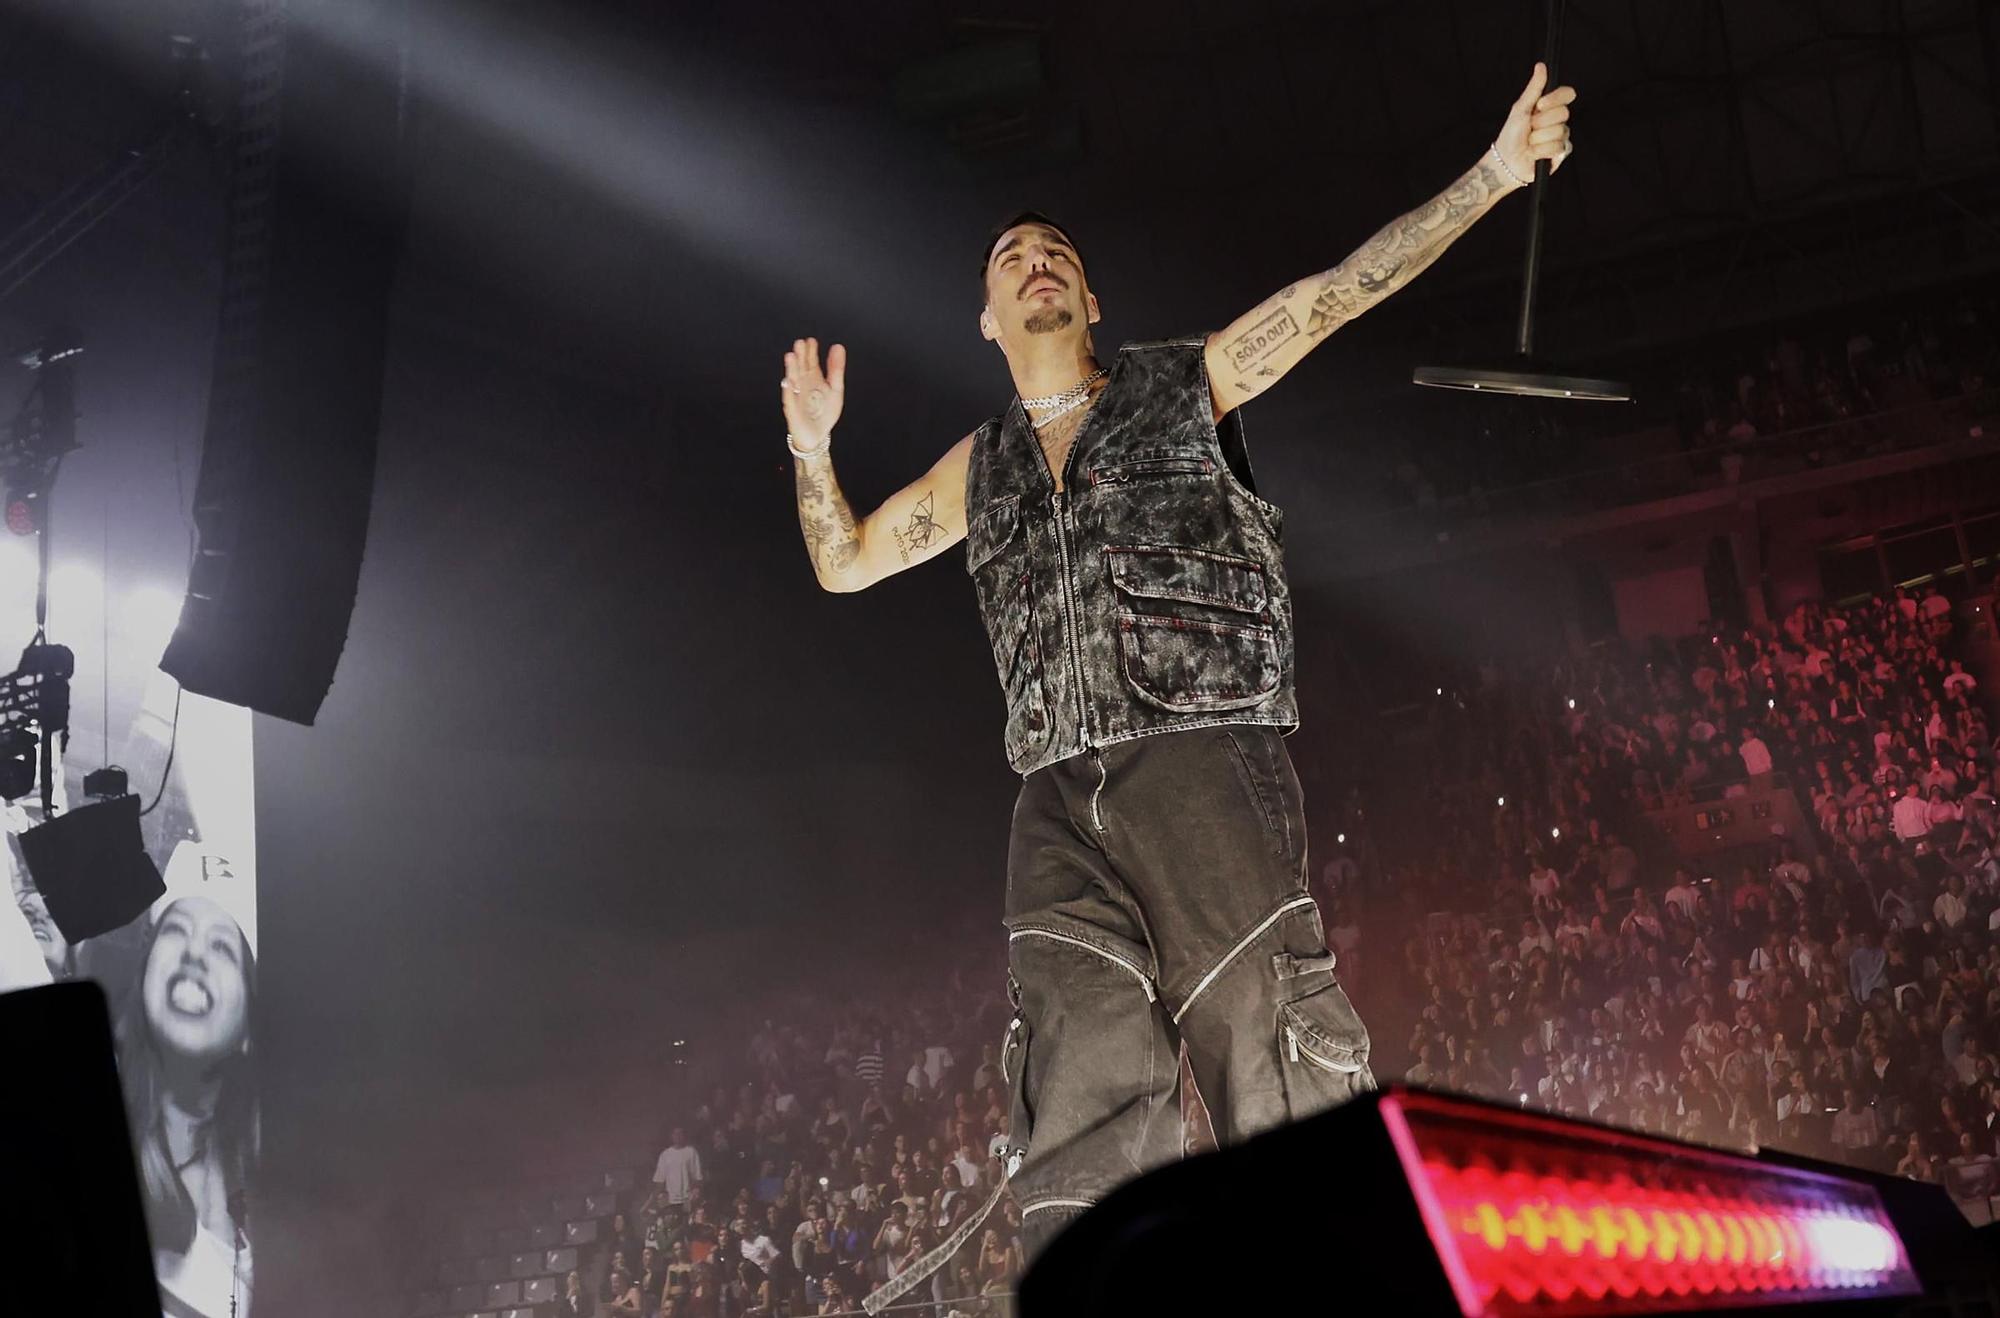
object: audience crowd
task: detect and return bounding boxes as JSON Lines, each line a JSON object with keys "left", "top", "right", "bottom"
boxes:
{"left": 1381, "top": 583, "right": 2000, "bottom": 1215}
{"left": 509, "top": 575, "right": 2000, "bottom": 1318}
{"left": 575, "top": 956, "right": 1021, "bottom": 1318}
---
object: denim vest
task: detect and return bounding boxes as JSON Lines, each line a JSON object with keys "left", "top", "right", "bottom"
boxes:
{"left": 964, "top": 338, "right": 1298, "bottom": 776}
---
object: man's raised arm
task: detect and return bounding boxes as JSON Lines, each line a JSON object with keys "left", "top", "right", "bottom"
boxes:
{"left": 1204, "top": 63, "right": 1577, "bottom": 417}
{"left": 782, "top": 338, "right": 972, "bottom": 593}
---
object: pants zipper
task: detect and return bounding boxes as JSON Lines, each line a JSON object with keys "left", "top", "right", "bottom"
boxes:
{"left": 1173, "top": 894, "right": 1318, "bottom": 1025}
{"left": 1010, "top": 927, "right": 1156, "bottom": 1001}
{"left": 1285, "top": 1024, "right": 1362, "bottom": 1074}
{"left": 1089, "top": 753, "right": 1107, "bottom": 834}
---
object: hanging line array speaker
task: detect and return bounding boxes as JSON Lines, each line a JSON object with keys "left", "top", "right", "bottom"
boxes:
{"left": 161, "top": 0, "right": 412, "bottom": 724}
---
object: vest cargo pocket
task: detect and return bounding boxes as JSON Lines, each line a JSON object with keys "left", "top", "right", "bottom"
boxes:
{"left": 1108, "top": 544, "right": 1278, "bottom": 713}
{"left": 1106, "top": 544, "right": 1269, "bottom": 614}
{"left": 1277, "top": 980, "right": 1375, "bottom": 1115}
{"left": 1115, "top": 613, "right": 1279, "bottom": 713}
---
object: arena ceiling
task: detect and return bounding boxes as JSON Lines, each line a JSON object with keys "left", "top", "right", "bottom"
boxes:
{"left": 5, "top": 0, "right": 1999, "bottom": 356}
{"left": 693, "top": 0, "right": 2000, "bottom": 356}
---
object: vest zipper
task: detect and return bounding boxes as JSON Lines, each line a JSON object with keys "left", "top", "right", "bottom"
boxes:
{"left": 1049, "top": 490, "right": 1092, "bottom": 748}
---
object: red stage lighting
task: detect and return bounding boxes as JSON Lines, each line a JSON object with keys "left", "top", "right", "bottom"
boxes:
{"left": 1382, "top": 1089, "right": 1920, "bottom": 1316}
{"left": 1021, "top": 1087, "right": 1957, "bottom": 1318}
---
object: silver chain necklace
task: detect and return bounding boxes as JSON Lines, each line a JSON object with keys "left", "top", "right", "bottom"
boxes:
{"left": 1020, "top": 367, "right": 1107, "bottom": 427}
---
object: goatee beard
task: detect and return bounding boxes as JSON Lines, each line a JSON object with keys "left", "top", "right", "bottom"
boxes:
{"left": 1023, "top": 307, "right": 1073, "bottom": 334}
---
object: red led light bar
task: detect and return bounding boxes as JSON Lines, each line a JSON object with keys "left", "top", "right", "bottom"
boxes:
{"left": 1380, "top": 1090, "right": 1921, "bottom": 1317}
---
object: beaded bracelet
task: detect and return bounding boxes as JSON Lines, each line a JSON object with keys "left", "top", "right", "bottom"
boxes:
{"left": 1489, "top": 141, "right": 1531, "bottom": 189}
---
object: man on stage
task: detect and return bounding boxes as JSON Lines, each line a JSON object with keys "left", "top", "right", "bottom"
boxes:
{"left": 780, "top": 64, "right": 1577, "bottom": 1261}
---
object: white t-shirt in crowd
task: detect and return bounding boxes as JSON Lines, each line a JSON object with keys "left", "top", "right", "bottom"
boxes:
{"left": 1892, "top": 793, "right": 1931, "bottom": 839}
{"left": 742, "top": 1234, "right": 781, "bottom": 1270}
{"left": 1739, "top": 737, "right": 1773, "bottom": 776}
{"left": 653, "top": 1144, "right": 703, "bottom": 1204}
{"left": 1664, "top": 883, "right": 1699, "bottom": 920}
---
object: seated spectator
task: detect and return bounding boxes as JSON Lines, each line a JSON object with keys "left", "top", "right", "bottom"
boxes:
{"left": 602, "top": 1251, "right": 634, "bottom": 1303}
{"left": 1896, "top": 1133, "right": 1941, "bottom": 1183}
{"left": 606, "top": 1268, "right": 642, "bottom": 1316}
{"left": 1833, "top": 1090, "right": 1881, "bottom": 1155}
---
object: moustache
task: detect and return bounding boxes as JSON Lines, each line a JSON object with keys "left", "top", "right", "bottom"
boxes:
{"left": 1020, "top": 274, "right": 1068, "bottom": 299}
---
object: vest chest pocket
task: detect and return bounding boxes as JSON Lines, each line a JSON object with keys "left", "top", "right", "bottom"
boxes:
{"left": 1089, "top": 454, "right": 1213, "bottom": 487}
{"left": 966, "top": 499, "right": 1050, "bottom": 756}
{"left": 1108, "top": 546, "right": 1278, "bottom": 713}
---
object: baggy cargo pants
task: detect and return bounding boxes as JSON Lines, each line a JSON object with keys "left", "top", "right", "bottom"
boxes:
{"left": 998, "top": 723, "right": 1376, "bottom": 1258}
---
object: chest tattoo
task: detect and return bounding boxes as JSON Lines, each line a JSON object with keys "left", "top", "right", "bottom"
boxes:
{"left": 1033, "top": 385, "right": 1106, "bottom": 491}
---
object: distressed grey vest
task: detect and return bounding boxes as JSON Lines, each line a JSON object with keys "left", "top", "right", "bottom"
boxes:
{"left": 963, "top": 337, "right": 1298, "bottom": 776}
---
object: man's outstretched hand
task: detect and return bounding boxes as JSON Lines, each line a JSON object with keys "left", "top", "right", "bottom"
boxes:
{"left": 1494, "top": 62, "right": 1577, "bottom": 184}
{"left": 781, "top": 337, "right": 846, "bottom": 450}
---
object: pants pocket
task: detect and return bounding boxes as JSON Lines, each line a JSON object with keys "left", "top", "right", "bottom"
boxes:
{"left": 1219, "top": 727, "right": 1291, "bottom": 858}
{"left": 1276, "top": 979, "right": 1376, "bottom": 1115}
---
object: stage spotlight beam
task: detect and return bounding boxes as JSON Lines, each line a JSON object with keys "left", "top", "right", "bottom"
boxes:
{"left": 1413, "top": 0, "right": 1630, "bottom": 404}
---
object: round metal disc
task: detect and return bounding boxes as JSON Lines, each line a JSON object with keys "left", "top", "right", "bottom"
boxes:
{"left": 1412, "top": 363, "right": 1631, "bottom": 401}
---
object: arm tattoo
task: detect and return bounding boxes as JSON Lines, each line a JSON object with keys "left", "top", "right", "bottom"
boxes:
{"left": 1303, "top": 156, "right": 1512, "bottom": 340}
{"left": 801, "top": 512, "right": 833, "bottom": 566}
{"left": 890, "top": 491, "right": 943, "bottom": 564}
{"left": 1221, "top": 306, "right": 1302, "bottom": 375}
{"left": 793, "top": 452, "right": 861, "bottom": 579}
